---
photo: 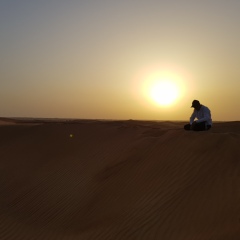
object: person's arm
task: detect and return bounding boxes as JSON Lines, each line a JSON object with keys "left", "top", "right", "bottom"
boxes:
{"left": 195, "top": 107, "right": 211, "bottom": 123}
{"left": 190, "top": 110, "right": 196, "bottom": 125}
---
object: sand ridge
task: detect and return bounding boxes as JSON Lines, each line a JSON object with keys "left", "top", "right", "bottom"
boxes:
{"left": 0, "top": 119, "right": 240, "bottom": 239}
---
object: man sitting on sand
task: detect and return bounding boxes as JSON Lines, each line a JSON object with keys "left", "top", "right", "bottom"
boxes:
{"left": 184, "top": 100, "right": 212, "bottom": 131}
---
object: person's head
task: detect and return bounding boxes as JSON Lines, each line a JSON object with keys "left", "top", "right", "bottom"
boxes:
{"left": 191, "top": 100, "right": 201, "bottom": 110}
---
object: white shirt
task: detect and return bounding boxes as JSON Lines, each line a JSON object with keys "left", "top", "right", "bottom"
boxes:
{"left": 190, "top": 105, "right": 212, "bottom": 125}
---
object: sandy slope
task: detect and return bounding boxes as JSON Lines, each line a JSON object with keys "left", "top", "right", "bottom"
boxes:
{"left": 0, "top": 119, "right": 240, "bottom": 240}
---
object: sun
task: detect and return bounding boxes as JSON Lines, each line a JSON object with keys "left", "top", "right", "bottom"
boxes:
{"left": 141, "top": 71, "right": 182, "bottom": 107}
{"left": 133, "top": 66, "right": 187, "bottom": 108}
{"left": 150, "top": 80, "right": 179, "bottom": 106}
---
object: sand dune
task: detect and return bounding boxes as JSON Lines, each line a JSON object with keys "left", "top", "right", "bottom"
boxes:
{"left": 0, "top": 118, "right": 240, "bottom": 240}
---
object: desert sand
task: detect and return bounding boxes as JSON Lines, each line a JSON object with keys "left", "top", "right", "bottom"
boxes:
{"left": 0, "top": 118, "right": 240, "bottom": 240}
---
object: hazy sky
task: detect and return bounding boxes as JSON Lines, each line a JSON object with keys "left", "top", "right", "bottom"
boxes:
{"left": 1, "top": 0, "right": 240, "bottom": 120}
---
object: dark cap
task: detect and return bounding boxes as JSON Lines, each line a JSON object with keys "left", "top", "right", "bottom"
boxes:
{"left": 191, "top": 100, "right": 200, "bottom": 108}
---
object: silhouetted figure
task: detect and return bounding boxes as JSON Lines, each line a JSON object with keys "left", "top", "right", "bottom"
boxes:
{"left": 184, "top": 100, "right": 212, "bottom": 131}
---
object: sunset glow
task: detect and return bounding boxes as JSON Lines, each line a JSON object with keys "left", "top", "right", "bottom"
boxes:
{"left": 1, "top": 1, "right": 240, "bottom": 120}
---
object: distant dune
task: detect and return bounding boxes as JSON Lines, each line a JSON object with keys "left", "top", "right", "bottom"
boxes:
{"left": 0, "top": 118, "right": 240, "bottom": 240}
